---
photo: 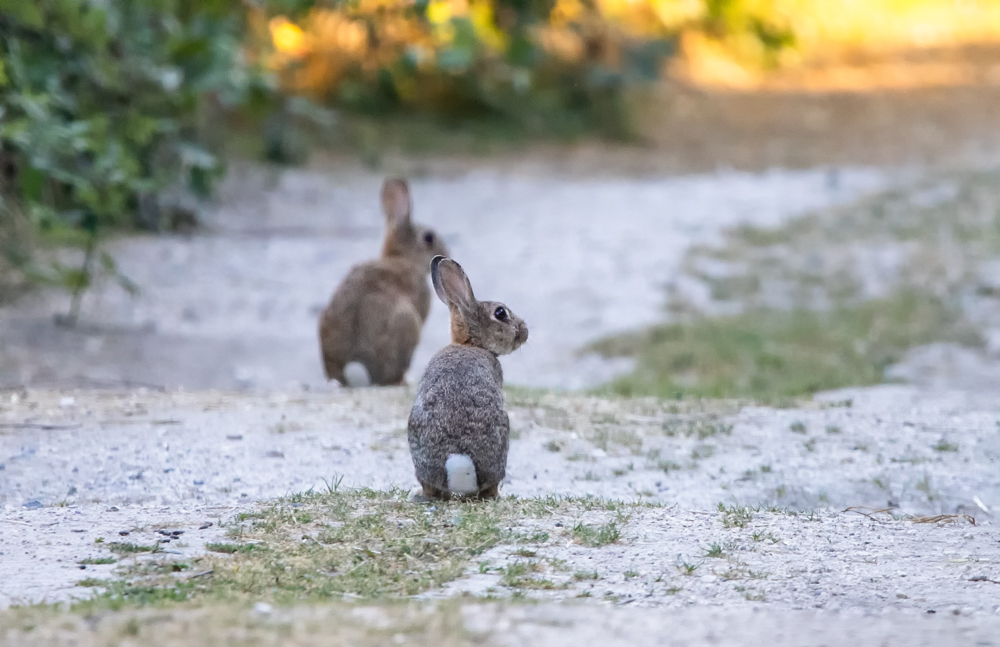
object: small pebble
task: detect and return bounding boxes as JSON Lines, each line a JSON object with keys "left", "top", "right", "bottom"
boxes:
{"left": 22, "top": 501, "right": 42, "bottom": 510}
{"left": 199, "top": 522, "right": 213, "bottom": 530}
{"left": 253, "top": 602, "right": 273, "bottom": 615}
{"left": 119, "top": 531, "right": 129, "bottom": 536}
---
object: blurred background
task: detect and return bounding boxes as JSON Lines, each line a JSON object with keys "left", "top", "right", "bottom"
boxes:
{"left": 3, "top": 0, "right": 1000, "bottom": 400}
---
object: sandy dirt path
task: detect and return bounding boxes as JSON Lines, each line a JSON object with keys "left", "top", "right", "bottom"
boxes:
{"left": 0, "top": 164, "right": 891, "bottom": 392}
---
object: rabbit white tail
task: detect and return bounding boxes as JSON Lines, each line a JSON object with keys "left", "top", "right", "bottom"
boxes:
{"left": 445, "top": 454, "right": 478, "bottom": 495}
{"left": 344, "top": 362, "right": 372, "bottom": 388}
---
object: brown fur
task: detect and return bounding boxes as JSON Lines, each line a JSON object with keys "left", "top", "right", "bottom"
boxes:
{"left": 319, "top": 178, "right": 448, "bottom": 386}
{"left": 407, "top": 257, "right": 528, "bottom": 500}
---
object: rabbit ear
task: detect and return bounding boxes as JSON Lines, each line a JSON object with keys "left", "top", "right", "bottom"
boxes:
{"left": 432, "top": 256, "right": 475, "bottom": 311}
{"left": 381, "top": 178, "right": 412, "bottom": 227}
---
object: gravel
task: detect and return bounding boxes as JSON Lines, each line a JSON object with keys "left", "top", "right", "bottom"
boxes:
{"left": 1, "top": 385, "right": 997, "bottom": 610}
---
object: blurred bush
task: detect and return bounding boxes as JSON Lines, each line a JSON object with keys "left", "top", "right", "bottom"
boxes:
{"left": 260, "top": 0, "right": 677, "bottom": 138}
{"left": 0, "top": 0, "right": 276, "bottom": 318}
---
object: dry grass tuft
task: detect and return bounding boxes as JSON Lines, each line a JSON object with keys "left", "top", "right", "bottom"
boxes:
{"left": 844, "top": 506, "right": 975, "bottom": 526}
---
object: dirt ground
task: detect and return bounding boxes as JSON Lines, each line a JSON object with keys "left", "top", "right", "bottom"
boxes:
{"left": 4, "top": 47, "right": 1000, "bottom": 642}
{"left": 0, "top": 164, "right": 891, "bottom": 392}
{"left": 1, "top": 385, "right": 997, "bottom": 613}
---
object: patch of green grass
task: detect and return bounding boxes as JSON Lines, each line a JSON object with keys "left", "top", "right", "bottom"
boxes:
{"left": 70, "top": 488, "right": 642, "bottom": 611}
{"left": 573, "top": 570, "right": 600, "bottom": 581}
{"left": 108, "top": 543, "right": 159, "bottom": 555}
{"left": 661, "top": 418, "right": 734, "bottom": 439}
{"left": 704, "top": 542, "right": 726, "bottom": 558}
{"left": 932, "top": 439, "right": 959, "bottom": 452}
{"left": 691, "top": 445, "right": 715, "bottom": 460}
{"left": 718, "top": 503, "right": 755, "bottom": 529}
{"left": 915, "top": 474, "right": 937, "bottom": 500}
{"left": 591, "top": 291, "right": 977, "bottom": 402}
{"left": 78, "top": 557, "right": 117, "bottom": 565}
{"left": 676, "top": 561, "right": 701, "bottom": 575}
{"left": 591, "top": 170, "right": 1000, "bottom": 403}
{"left": 750, "top": 531, "right": 779, "bottom": 544}
{"left": 571, "top": 512, "right": 630, "bottom": 547}
{"left": 736, "top": 585, "right": 767, "bottom": 602}
{"left": 655, "top": 459, "right": 682, "bottom": 473}
{"left": 611, "top": 463, "right": 634, "bottom": 477}
{"left": 587, "top": 427, "right": 644, "bottom": 454}
{"left": 204, "top": 543, "right": 259, "bottom": 555}
{"left": 499, "top": 561, "right": 562, "bottom": 590}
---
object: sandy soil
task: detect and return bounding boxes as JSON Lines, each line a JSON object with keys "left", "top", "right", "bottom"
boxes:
{"left": 0, "top": 164, "right": 892, "bottom": 393}
{"left": 0, "top": 604, "right": 1000, "bottom": 647}
{"left": 1, "top": 385, "right": 997, "bottom": 612}
{"left": 3, "top": 601, "right": 1000, "bottom": 647}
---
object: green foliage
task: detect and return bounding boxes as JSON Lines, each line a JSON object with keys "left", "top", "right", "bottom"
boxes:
{"left": 273, "top": 0, "right": 676, "bottom": 139}
{"left": 0, "top": 0, "right": 274, "bottom": 315}
{"left": 701, "top": 0, "right": 795, "bottom": 66}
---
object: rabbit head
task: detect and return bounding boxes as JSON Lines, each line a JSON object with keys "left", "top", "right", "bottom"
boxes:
{"left": 431, "top": 256, "right": 528, "bottom": 356}
{"left": 380, "top": 178, "right": 449, "bottom": 265}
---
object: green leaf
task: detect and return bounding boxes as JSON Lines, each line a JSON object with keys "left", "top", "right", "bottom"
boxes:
{"left": 0, "top": 1, "right": 44, "bottom": 28}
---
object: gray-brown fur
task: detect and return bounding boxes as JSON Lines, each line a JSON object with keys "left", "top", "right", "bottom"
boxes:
{"left": 407, "top": 256, "right": 528, "bottom": 499}
{"left": 319, "top": 178, "right": 448, "bottom": 386}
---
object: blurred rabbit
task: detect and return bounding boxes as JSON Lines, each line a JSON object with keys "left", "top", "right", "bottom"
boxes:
{"left": 407, "top": 256, "right": 528, "bottom": 499}
{"left": 319, "top": 178, "right": 449, "bottom": 387}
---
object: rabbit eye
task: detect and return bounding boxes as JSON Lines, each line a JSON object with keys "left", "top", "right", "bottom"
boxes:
{"left": 494, "top": 306, "right": 508, "bottom": 322}
{"left": 423, "top": 231, "right": 435, "bottom": 246}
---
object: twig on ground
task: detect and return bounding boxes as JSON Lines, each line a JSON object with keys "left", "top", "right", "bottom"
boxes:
{"left": 969, "top": 576, "right": 1000, "bottom": 585}
{"left": 911, "top": 514, "right": 975, "bottom": 526}
{"left": 844, "top": 506, "right": 975, "bottom": 526}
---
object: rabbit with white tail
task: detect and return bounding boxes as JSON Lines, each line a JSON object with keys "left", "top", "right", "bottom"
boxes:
{"left": 407, "top": 256, "right": 528, "bottom": 499}
{"left": 319, "top": 178, "right": 449, "bottom": 387}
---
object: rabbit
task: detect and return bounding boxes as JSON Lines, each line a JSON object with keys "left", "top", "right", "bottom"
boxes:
{"left": 319, "top": 178, "right": 449, "bottom": 387}
{"left": 407, "top": 255, "right": 528, "bottom": 499}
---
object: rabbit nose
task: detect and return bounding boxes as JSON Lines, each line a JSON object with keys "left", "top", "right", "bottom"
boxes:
{"left": 517, "top": 324, "right": 528, "bottom": 344}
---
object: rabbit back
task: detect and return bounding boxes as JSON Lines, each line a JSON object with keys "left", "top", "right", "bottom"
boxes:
{"left": 407, "top": 344, "right": 509, "bottom": 494}
{"left": 320, "top": 257, "right": 430, "bottom": 385}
